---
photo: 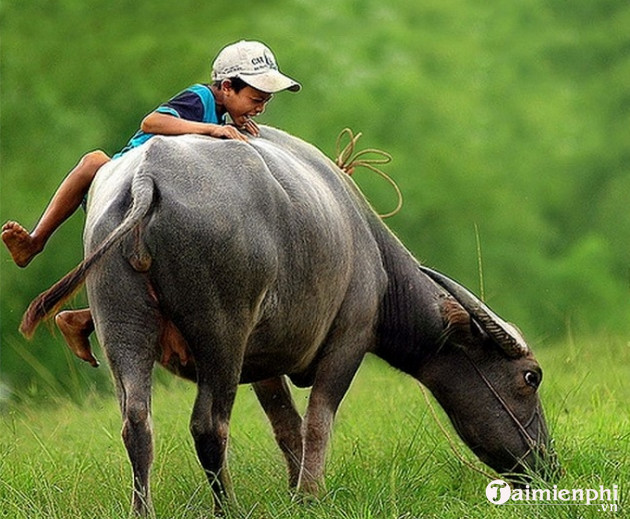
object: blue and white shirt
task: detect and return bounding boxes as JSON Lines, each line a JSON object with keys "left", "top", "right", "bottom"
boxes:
{"left": 113, "top": 84, "right": 226, "bottom": 159}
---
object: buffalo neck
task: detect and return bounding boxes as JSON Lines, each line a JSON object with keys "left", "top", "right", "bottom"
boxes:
{"left": 370, "top": 221, "right": 444, "bottom": 376}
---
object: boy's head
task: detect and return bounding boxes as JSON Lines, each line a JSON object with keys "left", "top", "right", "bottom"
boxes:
{"left": 212, "top": 40, "right": 301, "bottom": 94}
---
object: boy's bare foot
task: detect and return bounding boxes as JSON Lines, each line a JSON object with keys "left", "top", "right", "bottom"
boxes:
{"left": 55, "top": 310, "right": 99, "bottom": 367}
{"left": 160, "top": 318, "right": 191, "bottom": 367}
{"left": 1, "top": 221, "right": 43, "bottom": 267}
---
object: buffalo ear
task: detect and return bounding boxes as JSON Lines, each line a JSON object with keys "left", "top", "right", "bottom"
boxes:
{"left": 422, "top": 266, "right": 529, "bottom": 358}
{"left": 439, "top": 295, "right": 487, "bottom": 345}
{"left": 439, "top": 295, "right": 471, "bottom": 333}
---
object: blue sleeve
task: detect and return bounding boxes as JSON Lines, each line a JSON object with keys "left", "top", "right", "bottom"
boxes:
{"left": 156, "top": 84, "right": 219, "bottom": 124}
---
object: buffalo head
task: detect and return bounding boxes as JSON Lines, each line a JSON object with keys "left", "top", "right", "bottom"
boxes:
{"left": 418, "top": 267, "right": 559, "bottom": 483}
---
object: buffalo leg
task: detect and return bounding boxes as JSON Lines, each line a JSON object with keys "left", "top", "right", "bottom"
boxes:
{"left": 86, "top": 258, "right": 160, "bottom": 516}
{"left": 187, "top": 331, "right": 246, "bottom": 509}
{"left": 97, "top": 321, "right": 157, "bottom": 516}
{"left": 297, "top": 278, "right": 379, "bottom": 496}
{"left": 297, "top": 353, "right": 364, "bottom": 496}
{"left": 114, "top": 359, "right": 155, "bottom": 515}
{"left": 253, "top": 376, "right": 303, "bottom": 487}
{"left": 190, "top": 382, "right": 237, "bottom": 506}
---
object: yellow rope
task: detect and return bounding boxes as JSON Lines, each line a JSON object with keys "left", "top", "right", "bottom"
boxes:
{"left": 334, "top": 128, "right": 403, "bottom": 218}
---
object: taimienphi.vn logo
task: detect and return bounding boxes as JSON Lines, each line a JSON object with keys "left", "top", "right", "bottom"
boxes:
{"left": 486, "top": 479, "right": 620, "bottom": 511}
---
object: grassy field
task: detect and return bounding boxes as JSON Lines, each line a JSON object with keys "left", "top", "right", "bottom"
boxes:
{"left": 1, "top": 337, "right": 628, "bottom": 519}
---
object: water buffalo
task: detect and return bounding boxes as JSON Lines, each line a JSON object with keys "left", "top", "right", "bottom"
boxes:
{"left": 21, "top": 126, "right": 556, "bottom": 515}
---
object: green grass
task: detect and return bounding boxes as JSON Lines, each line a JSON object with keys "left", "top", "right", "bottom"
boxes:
{"left": 1, "top": 337, "right": 628, "bottom": 518}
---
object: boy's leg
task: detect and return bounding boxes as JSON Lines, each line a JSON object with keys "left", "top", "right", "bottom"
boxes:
{"left": 55, "top": 309, "right": 99, "bottom": 367}
{"left": 2, "top": 150, "right": 110, "bottom": 267}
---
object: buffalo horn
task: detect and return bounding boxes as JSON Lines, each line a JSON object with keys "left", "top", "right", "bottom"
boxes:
{"left": 419, "top": 266, "right": 530, "bottom": 358}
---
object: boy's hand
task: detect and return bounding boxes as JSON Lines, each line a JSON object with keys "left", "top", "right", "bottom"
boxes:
{"left": 213, "top": 125, "right": 249, "bottom": 141}
{"left": 241, "top": 119, "right": 260, "bottom": 137}
{"left": 211, "top": 121, "right": 259, "bottom": 141}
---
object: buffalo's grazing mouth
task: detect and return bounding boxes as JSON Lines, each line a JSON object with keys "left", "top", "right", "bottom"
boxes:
{"left": 20, "top": 127, "right": 558, "bottom": 515}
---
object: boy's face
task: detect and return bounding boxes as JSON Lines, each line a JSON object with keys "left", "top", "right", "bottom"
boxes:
{"left": 222, "top": 83, "right": 273, "bottom": 129}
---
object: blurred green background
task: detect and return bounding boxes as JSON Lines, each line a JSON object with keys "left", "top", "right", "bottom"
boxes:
{"left": 1, "top": 0, "right": 629, "bottom": 400}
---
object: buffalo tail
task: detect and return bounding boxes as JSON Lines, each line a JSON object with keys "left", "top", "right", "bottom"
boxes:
{"left": 20, "top": 168, "right": 156, "bottom": 338}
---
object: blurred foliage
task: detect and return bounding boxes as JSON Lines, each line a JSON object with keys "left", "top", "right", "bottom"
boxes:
{"left": 1, "top": 0, "right": 629, "bottom": 399}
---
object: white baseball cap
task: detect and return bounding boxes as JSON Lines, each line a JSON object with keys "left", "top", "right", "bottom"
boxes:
{"left": 212, "top": 40, "right": 301, "bottom": 93}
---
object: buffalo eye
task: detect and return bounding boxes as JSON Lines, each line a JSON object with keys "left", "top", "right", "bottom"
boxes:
{"left": 524, "top": 370, "right": 541, "bottom": 389}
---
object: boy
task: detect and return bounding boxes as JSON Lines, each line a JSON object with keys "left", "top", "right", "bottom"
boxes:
{"left": 3, "top": 40, "right": 300, "bottom": 365}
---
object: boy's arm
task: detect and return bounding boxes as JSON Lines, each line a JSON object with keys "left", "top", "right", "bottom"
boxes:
{"left": 141, "top": 112, "right": 249, "bottom": 141}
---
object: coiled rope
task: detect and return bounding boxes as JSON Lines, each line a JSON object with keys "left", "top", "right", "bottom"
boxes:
{"left": 334, "top": 128, "right": 403, "bottom": 218}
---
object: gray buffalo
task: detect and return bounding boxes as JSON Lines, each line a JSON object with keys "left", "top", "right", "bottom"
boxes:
{"left": 21, "top": 126, "right": 556, "bottom": 515}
